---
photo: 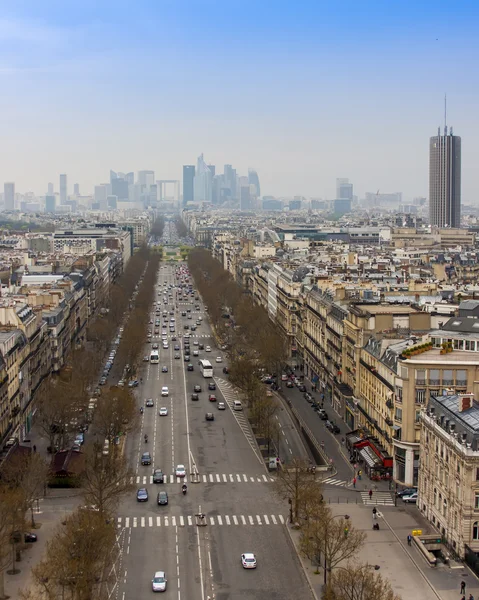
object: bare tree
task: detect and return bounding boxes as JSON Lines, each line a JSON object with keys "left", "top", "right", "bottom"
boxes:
{"left": 92, "top": 386, "right": 138, "bottom": 446}
{"left": 300, "top": 509, "right": 366, "bottom": 585}
{"left": 28, "top": 507, "right": 117, "bottom": 600}
{"left": 1, "top": 452, "right": 50, "bottom": 528}
{"left": 323, "top": 563, "right": 402, "bottom": 600}
{"left": 81, "top": 444, "right": 135, "bottom": 517}
{"left": 274, "top": 458, "right": 322, "bottom": 522}
{"left": 250, "top": 395, "right": 279, "bottom": 456}
{"left": 0, "top": 486, "right": 26, "bottom": 598}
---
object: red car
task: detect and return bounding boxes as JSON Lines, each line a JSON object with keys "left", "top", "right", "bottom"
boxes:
{"left": 209, "top": 394, "right": 217, "bottom": 402}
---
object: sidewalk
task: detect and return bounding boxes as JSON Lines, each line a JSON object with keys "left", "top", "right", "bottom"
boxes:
{"left": 287, "top": 502, "right": 479, "bottom": 600}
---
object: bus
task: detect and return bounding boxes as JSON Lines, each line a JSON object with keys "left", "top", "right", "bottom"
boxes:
{"left": 150, "top": 350, "right": 159, "bottom": 364}
{"left": 199, "top": 359, "right": 213, "bottom": 378}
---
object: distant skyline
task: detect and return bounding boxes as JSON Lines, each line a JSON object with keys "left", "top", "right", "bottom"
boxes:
{"left": 0, "top": 1, "right": 478, "bottom": 202}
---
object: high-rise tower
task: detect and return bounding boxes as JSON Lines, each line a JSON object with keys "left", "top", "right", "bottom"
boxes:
{"left": 429, "top": 122, "right": 461, "bottom": 228}
{"left": 183, "top": 165, "right": 195, "bottom": 205}
{"left": 60, "top": 174, "right": 67, "bottom": 204}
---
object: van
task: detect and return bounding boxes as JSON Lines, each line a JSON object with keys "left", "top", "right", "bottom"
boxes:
{"left": 233, "top": 400, "right": 243, "bottom": 411}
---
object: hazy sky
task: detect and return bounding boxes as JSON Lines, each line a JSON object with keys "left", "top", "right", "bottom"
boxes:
{"left": 1, "top": 0, "right": 478, "bottom": 202}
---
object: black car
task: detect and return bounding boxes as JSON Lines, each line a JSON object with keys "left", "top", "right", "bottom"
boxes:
{"left": 184, "top": 355, "right": 190, "bottom": 362}
{"left": 191, "top": 393, "right": 199, "bottom": 401}
{"left": 194, "top": 385, "right": 202, "bottom": 392}
{"left": 205, "top": 413, "right": 215, "bottom": 421}
{"left": 198, "top": 343, "right": 204, "bottom": 350}
{"left": 187, "top": 364, "right": 194, "bottom": 371}
{"left": 153, "top": 469, "right": 164, "bottom": 483}
{"left": 157, "top": 491, "right": 168, "bottom": 505}
{"left": 298, "top": 385, "right": 307, "bottom": 392}
{"left": 208, "top": 382, "right": 216, "bottom": 391}
{"left": 141, "top": 452, "right": 152, "bottom": 466}
{"left": 223, "top": 367, "right": 229, "bottom": 374}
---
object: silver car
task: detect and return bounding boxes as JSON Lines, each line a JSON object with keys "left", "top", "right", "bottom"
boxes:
{"left": 152, "top": 571, "right": 167, "bottom": 592}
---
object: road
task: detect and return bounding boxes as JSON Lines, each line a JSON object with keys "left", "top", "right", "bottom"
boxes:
{"left": 116, "top": 258, "right": 314, "bottom": 600}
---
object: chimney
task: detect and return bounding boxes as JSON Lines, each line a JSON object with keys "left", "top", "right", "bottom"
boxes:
{"left": 458, "top": 393, "right": 474, "bottom": 412}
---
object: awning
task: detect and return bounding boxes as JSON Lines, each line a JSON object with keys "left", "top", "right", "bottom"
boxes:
{"left": 359, "top": 447, "right": 381, "bottom": 468}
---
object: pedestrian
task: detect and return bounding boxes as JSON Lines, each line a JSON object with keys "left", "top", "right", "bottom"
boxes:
{"left": 468, "top": 594, "right": 474, "bottom": 600}
{"left": 353, "top": 477, "right": 356, "bottom": 488}
{"left": 33, "top": 444, "right": 36, "bottom": 452}
{"left": 407, "top": 534, "right": 412, "bottom": 546}
{"left": 461, "top": 581, "right": 466, "bottom": 594}
{"left": 369, "top": 489, "right": 373, "bottom": 500}
{"left": 372, "top": 508, "right": 377, "bottom": 520}
{"left": 358, "top": 470, "right": 362, "bottom": 481}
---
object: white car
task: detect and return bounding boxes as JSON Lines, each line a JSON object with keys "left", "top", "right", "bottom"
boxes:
{"left": 175, "top": 464, "right": 186, "bottom": 477}
{"left": 205, "top": 346, "right": 211, "bottom": 352}
{"left": 161, "top": 386, "right": 169, "bottom": 397}
{"left": 402, "top": 492, "right": 418, "bottom": 504}
{"left": 215, "top": 356, "right": 222, "bottom": 363}
{"left": 152, "top": 571, "right": 167, "bottom": 592}
{"left": 241, "top": 553, "right": 257, "bottom": 569}
{"left": 159, "top": 407, "right": 168, "bottom": 416}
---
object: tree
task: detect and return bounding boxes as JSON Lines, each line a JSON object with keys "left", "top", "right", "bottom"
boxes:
{"left": 228, "top": 356, "right": 263, "bottom": 407}
{"left": 323, "top": 563, "right": 402, "bottom": 600}
{"left": 299, "top": 509, "right": 366, "bottom": 585}
{"left": 274, "top": 458, "right": 322, "bottom": 522}
{"left": 92, "top": 386, "right": 138, "bottom": 446}
{"left": 1, "top": 451, "right": 50, "bottom": 528}
{"left": 250, "top": 395, "right": 279, "bottom": 456}
{"left": 81, "top": 444, "right": 135, "bottom": 517}
{"left": 28, "top": 507, "right": 117, "bottom": 600}
{"left": 0, "top": 486, "right": 26, "bottom": 599}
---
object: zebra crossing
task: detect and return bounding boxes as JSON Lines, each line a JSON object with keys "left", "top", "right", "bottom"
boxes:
{"left": 321, "top": 477, "right": 352, "bottom": 488}
{"left": 117, "top": 513, "right": 286, "bottom": 528}
{"left": 133, "top": 473, "right": 275, "bottom": 485}
{"left": 360, "top": 491, "right": 395, "bottom": 506}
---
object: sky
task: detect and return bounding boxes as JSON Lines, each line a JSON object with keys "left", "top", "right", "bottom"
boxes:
{"left": 0, "top": 0, "right": 478, "bottom": 202}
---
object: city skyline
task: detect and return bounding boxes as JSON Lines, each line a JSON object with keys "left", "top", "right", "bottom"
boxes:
{"left": 0, "top": 1, "right": 478, "bottom": 201}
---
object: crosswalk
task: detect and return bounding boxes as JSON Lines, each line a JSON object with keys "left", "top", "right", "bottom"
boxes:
{"left": 360, "top": 491, "right": 395, "bottom": 506}
{"left": 321, "top": 477, "right": 352, "bottom": 488}
{"left": 133, "top": 473, "right": 275, "bottom": 485}
{"left": 117, "top": 514, "right": 286, "bottom": 528}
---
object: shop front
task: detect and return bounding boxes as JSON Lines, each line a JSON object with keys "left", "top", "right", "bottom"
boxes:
{"left": 346, "top": 430, "right": 393, "bottom": 480}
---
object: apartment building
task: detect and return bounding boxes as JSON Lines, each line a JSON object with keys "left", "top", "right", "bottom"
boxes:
{"left": 420, "top": 392, "right": 479, "bottom": 560}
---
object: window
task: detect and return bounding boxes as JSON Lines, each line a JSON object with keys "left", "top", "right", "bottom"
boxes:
{"left": 416, "top": 369, "right": 426, "bottom": 385}
{"left": 475, "top": 493, "right": 479, "bottom": 510}
{"left": 457, "top": 370, "right": 467, "bottom": 385}
{"left": 443, "top": 369, "right": 453, "bottom": 386}
{"left": 429, "top": 369, "right": 440, "bottom": 385}
{"left": 476, "top": 467, "right": 479, "bottom": 481}
{"left": 415, "top": 410, "right": 421, "bottom": 423}
{"left": 415, "top": 389, "right": 426, "bottom": 404}
{"left": 474, "top": 522, "right": 479, "bottom": 541}
{"left": 395, "top": 408, "right": 402, "bottom": 422}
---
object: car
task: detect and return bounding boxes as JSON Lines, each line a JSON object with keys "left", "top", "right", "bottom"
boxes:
{"left": 182, "top": 311, "right": 187, "bottom": 316}
{"left": 286, "top": 380, "right": 294, "bottom": 388}
{"left": 184, "top": 324, "right": 189, "bottom": 330}
{"left": 159, "top": 407, "right": 168, "bottom": 416}
{"left": 190, "top": 325, "right": 197, "bottom": 331}
{"left": 174, "top": 345, "right": 180, "bottom": 351}
{"left": 241, "top": 553, "right": 257, "bottom": 569}
{"left": 172, "top": 336, "right": 177, "bottom": 341}
{"left": 162, "top": 366, "right": 168, "bottom": 373}
{"left": 184, "top": 333, "right": 190, "bottom": 338}
{"left": 396, "top": 487, "right": 418, "bottom": 498}
{"left": 199, "top": 343, "right": 204, "bottom": 350}
{"left": 191, "top": 393, "right": 199, "bottom": 401}
{"left": 205, "top": 346, "right": 211, "bottom": 352}
{"left": 99, "top": 377, "right": 107, "bottom": 386}
{"left": 152, "top": 343, "right": 159, "bottom": 349}
{"left": 157, "top": 491, "right": 169, "bottom": 505}
{"left": 153, "top": 469, "right": 164, "bottom": 483}
{"left": 193, "top": 350, "right": 199, "bottom": 356}
{"left": 194, "top": 385, "right": 202, "bottom": 392}
{"left": 175, "top": 464, "right": 186, "bottom": 477}
{"left": 331, "top": 424, "right": 341, "bottom": 434}
{"left": 205, "top": 412, "right": 215, "bottom": 421}
{"left": 161, "top": 386, "right": 169, "bottom": 396}
{"left": 215, "top": 356, "right": 222, "bottom": 363}
{"left": 184, "top": 355, "right": 190, "bottom": 362}
{"left": 209, "top": 394, "right": 217, "bottom": 402}
{"left": 174, "top": 353, "right": 181, "bottom": 359}
{"left": 155, "top": 329, "right": 160, "bottom": 335}
{"left": 193, "top": 340, "right": 199, "bottom": 346}
{"left": 402, "top": 492, "right": 418, "bottom": 504}
{"left": 141, "top": 452, "right": 152, "bottom": 466}
{"left": 218, "top": 401, "right": 226, "bottom": 410}
{"left": 298, "top": 384, "right": 307, "bottom": 392}
{"left": 129, "top": 380, "right": 139, "bottom": 388}
{"left": 143, "top": 355, "right": 149, "bottom": 362}
{"left": 208, "top": 382, "right": 216, "bottom": 391}
{"left": 152, "top": 571, "right": 167, "bottom": 592}
{"left": 24, "top": 532, "right": 38, "bottom": 543}
{"left": 137, "top": 488, "right": 148, "bottom": 502}
{"left": 146, "top": 398, "right": 154, "bottom": 407}
{"left": 187, "top": 364, "right": 194, "bottom": 371}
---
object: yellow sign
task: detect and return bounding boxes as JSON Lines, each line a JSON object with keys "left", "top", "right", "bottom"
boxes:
{"left": 412, "top": 529, "right": 422, "bottom": 536}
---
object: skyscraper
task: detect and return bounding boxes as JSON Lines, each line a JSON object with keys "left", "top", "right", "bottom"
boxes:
{"left": 45, "top": 195, "right": 56, "bottom": 213}
{"left": 248, "top": 169, "right": 261, "bottom": 197}
{"left": 73, "top": 183, "right": 80, "bottom": 196}
{"left": 60, "top": 174, "right": 67, "bottom": 204}
{"left": 4, "top": 182, "right": 15, "bottom": 210}
{"left": 336, "top": 178, "right": 353, "bottom": 201}
{"left": 138, "top": 170, "right": 155, "bottom": 188}
{"left": 47, "top": 182, "right": 54, "bottom": 195}
{"left": 194, "top": 154, "right": 212, "bottom": 203}
{"left": 429, "top": 125, "right": 461, "bottom": 228}
{"left": 183, "top": 165, "right": 195, "bottom": 205}
{"left": 95, "top": 185, "right": 109, "bottom": 210}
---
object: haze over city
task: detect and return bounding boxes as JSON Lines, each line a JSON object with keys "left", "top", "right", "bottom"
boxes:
{"left": 1, "top": 0, "right": 478, "bottom": 202}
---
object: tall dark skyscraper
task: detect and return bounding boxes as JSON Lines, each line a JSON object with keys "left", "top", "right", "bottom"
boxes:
{"left": 429, "top": 125, "right": 461, "bottom": 228}
{"left": 183, "top": 165, "right": 195, "bottom": 205}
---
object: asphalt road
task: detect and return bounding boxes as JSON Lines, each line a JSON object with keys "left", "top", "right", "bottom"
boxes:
{"left": 117, "top": 259, "right": 314, "bottom": 600}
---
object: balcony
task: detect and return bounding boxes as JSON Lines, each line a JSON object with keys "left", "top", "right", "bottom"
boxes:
{"left": 386, "top": 399, "right": 394, "bottom": 409}
{"left": 429, "top": 379, "right": 440, "bottom": 386}
{"left": 456, "top": 380, "right": 467, "bottom": 387}
{"left": 442, "top": 379, "right": 454, "bottom": 386}
{"left": 415, "top": 379, "right": 426, "bottom": 386}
